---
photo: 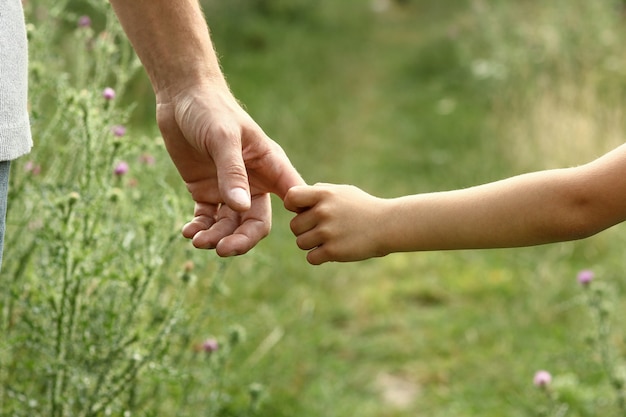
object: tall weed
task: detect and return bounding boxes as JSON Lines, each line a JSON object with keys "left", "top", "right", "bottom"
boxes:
{"left": 2, "top": 2, "right": 256, "bottom": 416}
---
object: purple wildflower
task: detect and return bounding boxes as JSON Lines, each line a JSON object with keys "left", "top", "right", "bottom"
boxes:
{"left": 78, "top": 15, "right": 92, "bottom": 28}
{"left": 139, "top": 153, "right": 155, "bottom": 165}
{"left": 114, "top": 161, "right": 129, "bottom": 176}
{"left": 102, "top": 87, "right": 116, "bottom": 100}
{"left": 111, "top": 125, "right": 126, "bottom": 137}
{"left": 202, "top": 338, "right": 219, "bottom": 354}
{"left": 533, "top": 370, "right": 552, "bottom": 388}
{"left": 23, "top": 160, "right": 41, "bottom": 175}
{"left": 577, "top": 270, "right": 594, "bottom": 286}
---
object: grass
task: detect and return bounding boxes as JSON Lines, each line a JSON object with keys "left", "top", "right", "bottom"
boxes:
{"left": 194, "top": 1, "right": 626, "bottom": 416}
{"left": 7, "top": 0, "right": 626, "bottom": 415}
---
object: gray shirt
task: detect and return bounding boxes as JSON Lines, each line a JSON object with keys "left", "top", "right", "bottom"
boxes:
{"left": 0, "top": 0, "right": 33, "bottom": 161}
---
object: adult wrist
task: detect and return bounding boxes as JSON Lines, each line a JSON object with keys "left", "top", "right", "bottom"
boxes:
{"left": 155, "top": 75, "right": 229, "bottom": 106}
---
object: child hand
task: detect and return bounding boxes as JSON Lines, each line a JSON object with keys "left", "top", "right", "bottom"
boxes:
{"left": 284, "top": 183, "right": 390, "bottom": 265}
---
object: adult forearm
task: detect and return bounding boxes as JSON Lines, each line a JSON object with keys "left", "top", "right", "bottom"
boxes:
{"left": 110, "top": 0, "right": 227, "bottom": 101}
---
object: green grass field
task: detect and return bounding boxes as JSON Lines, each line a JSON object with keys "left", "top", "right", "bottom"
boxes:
{"left": 195, "top": 1, "right": 626, "bottom": 416}
{"left": 6, "top": 0, "right": 626, "bottom": 416}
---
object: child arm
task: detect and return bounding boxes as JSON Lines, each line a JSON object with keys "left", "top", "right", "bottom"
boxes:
{"left": 285, "top": 144, "right": 626, "bottom": 265}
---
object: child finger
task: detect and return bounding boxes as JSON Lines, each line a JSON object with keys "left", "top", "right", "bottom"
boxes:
{"left": 289, "top": 210, "right": 318, "bottom": 235}
{"left": 284, "top": 185, "right": 319, "bottom": 213}
{"left": 296, "top": 230, "right": 323, "bottom": 251}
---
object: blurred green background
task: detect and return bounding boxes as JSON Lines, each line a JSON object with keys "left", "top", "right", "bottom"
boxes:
{"left": 185, "top": 1, "right": 626, "bottom": 416}
{"left": 13, "top": 0, "right": 626, "bottom": 416}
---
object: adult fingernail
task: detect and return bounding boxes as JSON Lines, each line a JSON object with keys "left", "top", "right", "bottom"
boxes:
{"left": 229, "top": 187, "right": 250, "bottom": 208}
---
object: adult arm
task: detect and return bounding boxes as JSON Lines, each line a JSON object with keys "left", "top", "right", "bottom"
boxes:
{"left": 110, "top": 0, "right": 304, "bottom": 256}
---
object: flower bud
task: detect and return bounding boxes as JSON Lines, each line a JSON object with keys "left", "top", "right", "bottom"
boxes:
{"left": 111, "top": 125, "right": 126, "bottom": 137}
{"left": 248, "top": 382, "right": 264, "bottom": 404}
{"left": 102, "top": 87, "right": 116, "bottom": 100}
{"left": 68, "top": 191, "right": 81, "bottom": 205}
{"left": 114, "top": 161, "right": 129, "bottom": 176}
{"left": 577, "top": 270, "right": 594, "bottom": 287}
{"left": 202, "top": 338, "right": 219, "bottom": 354}
{"left": 107, "top": 187, "right": 123, "bottom": 203}
{"left": 77, "top": 15, "right": 92, "bottom": 28}
{"left": 229, "top": 325, "right": 246, "bottom": 347}
{"left": 533, "top": 370, "right": 552, "bottom": 388}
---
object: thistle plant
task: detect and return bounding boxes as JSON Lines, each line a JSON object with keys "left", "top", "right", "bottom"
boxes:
{"left": 2, "top": 2, "right": 187, "bottom": 416}
{"left": 578, "top": 270, "right": 626, "bottom": 413}
{"left": 531, "top": 269, "right": 626, "bottom": 417}
{"left": 2, "top": 2, "right": 266, "bottom": 416}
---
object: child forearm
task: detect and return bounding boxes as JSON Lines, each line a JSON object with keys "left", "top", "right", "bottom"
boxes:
{"left": 383, "top": 166, "right": 620, "bottom": 253}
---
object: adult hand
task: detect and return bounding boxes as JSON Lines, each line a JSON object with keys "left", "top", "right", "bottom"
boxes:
{"left": 158, "top": 83, "right": 305, "bottom": 256}
{"left": 110, "top": 0, "right": 304, "bottom": 256}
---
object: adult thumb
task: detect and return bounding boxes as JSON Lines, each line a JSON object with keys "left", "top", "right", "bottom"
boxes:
{"left": 213, "top": 145, "right": 251, "bottom": 212}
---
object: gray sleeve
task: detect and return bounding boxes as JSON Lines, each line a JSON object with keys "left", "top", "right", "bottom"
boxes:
{"left": 0, "top": 0, "right": 33, "bottom": 161}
